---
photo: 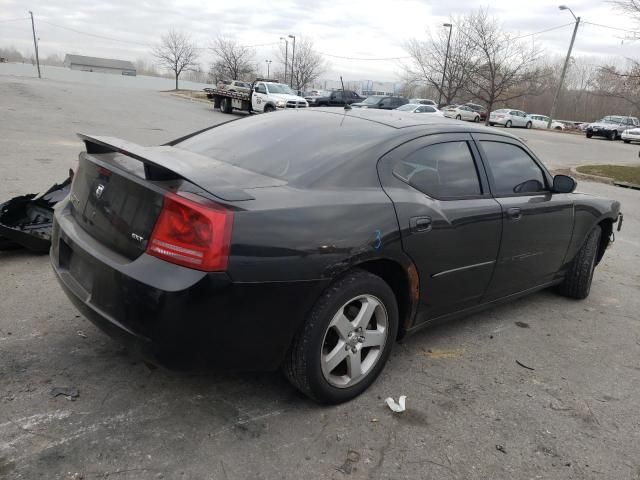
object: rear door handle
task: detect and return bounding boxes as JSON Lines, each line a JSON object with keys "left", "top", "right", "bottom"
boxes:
{"left": 507, "top": 207, "right": 522, "bottom": 221}
{"left": 410, "top": 216, "right": 432, "bottom": 233}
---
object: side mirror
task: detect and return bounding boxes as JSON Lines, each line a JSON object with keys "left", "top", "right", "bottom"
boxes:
{"left": 552, "top": 174, "right": 576, "bottom": 193}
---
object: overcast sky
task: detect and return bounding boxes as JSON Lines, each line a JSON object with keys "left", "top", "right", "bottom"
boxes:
{"left": 1, "top": 0, "right": 639, "bottom": 81}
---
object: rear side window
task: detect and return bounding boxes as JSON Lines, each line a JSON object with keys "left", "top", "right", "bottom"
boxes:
{"left": 480, "top": 142, "right": 547, "bottom": 195}
{"left": 393, "top": 142, "right": 482, "bottom": 198}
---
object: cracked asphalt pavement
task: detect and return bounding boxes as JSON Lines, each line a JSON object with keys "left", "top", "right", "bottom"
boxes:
{"left": 1, "top": 74, "right": 639, "bottom": 479}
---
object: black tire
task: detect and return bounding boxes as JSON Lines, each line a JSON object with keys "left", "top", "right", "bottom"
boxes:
{"left": 505, "top": 120, "right": 512, "bottom": 128}
{"left": 220, "top": 97, "right": 233, "bottom": 114}
{"left": 474, "top": 115, "right": 480, "bottom": 123}
{"left": 283, "top": 269, "right": 399, "bottom": 404}
{"left": 455, "top": 114, "right": 462, "bottom": 120}
{"left": 526, "top": 121, "right": 532, "bottom": 129}
{"left": 586, "top": 132, "right": 593, "bottom": 138}
{"left": 623, "top": 139, "right": 631, "bottom": 144}
{"left": 489, "top": 122, "right": 495, "bottom": 126}
{"left": 557, "top": 226, "right": 601, "bottom": 300}
{"left": 264, "top": 104, "right": 275, "bottom": 113}
{"left": 608, "top": 130, "right": 616, "bottom": 140}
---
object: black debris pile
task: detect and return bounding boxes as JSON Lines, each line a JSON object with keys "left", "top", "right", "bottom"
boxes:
{"left": 0, "top": 173, "right": 72, "bottom": 253}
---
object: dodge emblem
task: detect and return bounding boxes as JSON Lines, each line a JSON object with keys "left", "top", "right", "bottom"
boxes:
{"left": 95, "top": 184, "right": 105, "bottom": 199}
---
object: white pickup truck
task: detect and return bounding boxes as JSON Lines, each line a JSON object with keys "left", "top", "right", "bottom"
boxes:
{"left": 204, "top": 79, "right": 308, "bottom": 114}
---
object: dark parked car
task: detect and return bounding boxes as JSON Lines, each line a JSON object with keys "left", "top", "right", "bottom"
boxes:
{"left": 51, "top": 110, "right": 621, "bottom": 404}
{"left": 351, "top": 96, "right": 409, "bottom": 109}
{"left": 306, "top": 89, "right": 363, "bottom": 106}
{"left": 586, "top": 115, "right": 640, "bottom": 140}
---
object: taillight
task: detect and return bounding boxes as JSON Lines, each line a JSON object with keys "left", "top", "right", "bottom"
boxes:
{"left": 146, "top": 192, "right": 233, "bottom": 272}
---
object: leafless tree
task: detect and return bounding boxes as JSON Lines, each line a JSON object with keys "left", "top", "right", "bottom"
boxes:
{"left": 209, "top": 36, "right": 256, "bottom": 82}
{"left": 277, "top": 38, "right": 327, "bottom": 91}
{"left": 464, "top": 9, "right": 545, "bottom": 125}
{"left": 610, "top": 0, "right": 640, "bottom": 19}
{"left": 152, "top": 29, "right": 199, "bottom": 90}
{"left": 403, "top": 17, "right": 477, "bottom": 106}
{"left": 593, "top": 62, "right": 640, "bottom": 110}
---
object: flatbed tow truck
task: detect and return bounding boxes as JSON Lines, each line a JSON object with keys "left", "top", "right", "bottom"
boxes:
{"left": 204, "top": 78, "right": 308, "bottom": 114}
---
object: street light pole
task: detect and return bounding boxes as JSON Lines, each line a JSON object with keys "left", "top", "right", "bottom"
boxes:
{"left": 280, "top": 37, "right": 288, "bottom": 83}
{"left": 547, "top": 5, "right": 580, "bottom": 128}
{"left": 438, "top": 23, "right": 452, "bottom": 107}
{"left": 265, "top": 59, "right": 272, "bottom": 77}
{"left": 29, "top": 11, "right": 41, "bottom": 79}
{"left": 288, "top": 35, "right": 296, "bottom": 89}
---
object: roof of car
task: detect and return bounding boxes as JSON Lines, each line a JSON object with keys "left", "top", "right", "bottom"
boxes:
{"left": 263, "top": 108, "right": 520, "bottom": 140}
{"left": 177, "top": 108, "right": 523, "bottom": 188}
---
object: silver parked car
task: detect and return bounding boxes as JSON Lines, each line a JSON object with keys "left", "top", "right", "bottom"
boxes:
{"left": 443, "top": 105, "right": 481, "bottom": 122}
{"left": 489, "top": 109, "right": 532, "bottom": 128}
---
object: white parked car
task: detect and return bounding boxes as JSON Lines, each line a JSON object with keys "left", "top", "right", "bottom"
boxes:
{"left": 443, "top": 105, "right": 481, "bottom": 122}
{"left": 527, "top": 114, "right": 565, "bottom": 130}
{"left": 395, "top": 103, "right": 444, "bottom": 116}
{"left": 222, "top": 80, "right": 252, "bottom": 93}
{"left": 622, "top": 127, "right": 640, "bottom": 144}
{"left": 408, "top": 98, "right": 437, "bottom": 106}
{"left": 489, "top": 109, "right": 532, "bottom": 128}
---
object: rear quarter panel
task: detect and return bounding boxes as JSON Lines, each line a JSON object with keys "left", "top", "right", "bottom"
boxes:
{"left": 226, "top": 186, "right": 406, "bottom": 283}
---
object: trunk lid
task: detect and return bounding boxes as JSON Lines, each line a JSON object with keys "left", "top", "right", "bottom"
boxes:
{"left": 69, "top": 134, "right": 284, "bottom": 260}
{"left": 70, "top": 154, "right": 164, "bottom": 259}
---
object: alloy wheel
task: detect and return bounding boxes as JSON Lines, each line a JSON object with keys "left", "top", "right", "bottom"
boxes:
{"left": 320, "top": 294, "right": 388, "bottom": 388}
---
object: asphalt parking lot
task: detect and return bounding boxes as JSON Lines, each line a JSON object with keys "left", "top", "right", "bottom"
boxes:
{"left": 1, "top": 75, "right": 640, "bottom": 480}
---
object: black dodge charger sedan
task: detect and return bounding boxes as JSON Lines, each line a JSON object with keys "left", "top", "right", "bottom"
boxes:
{"left": 51, "top": 109, "right": 621, "bottom": 403}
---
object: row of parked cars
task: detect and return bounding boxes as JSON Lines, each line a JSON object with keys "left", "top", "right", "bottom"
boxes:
{"left": 303, "top": 90, "right": 574, "bottom": 132}
{"left": 215, "top": 81, "right": 640, "bottom": 142}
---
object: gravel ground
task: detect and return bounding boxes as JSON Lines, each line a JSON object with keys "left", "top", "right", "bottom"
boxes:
{"left": 1, "top": 75, "right": 639, "bottom": 480}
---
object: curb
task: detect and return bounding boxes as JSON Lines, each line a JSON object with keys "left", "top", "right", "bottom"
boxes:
{"left": 570, "top": 167, "right": 614, "bottom": 185}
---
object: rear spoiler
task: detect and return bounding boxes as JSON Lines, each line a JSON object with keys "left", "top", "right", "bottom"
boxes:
{"left": 77, "top": 134, "right": 256, "bottom": 201}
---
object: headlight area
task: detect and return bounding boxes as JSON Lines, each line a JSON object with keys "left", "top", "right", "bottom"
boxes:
{"left": 276, "top": 100, "right": 286, "bottom": 108}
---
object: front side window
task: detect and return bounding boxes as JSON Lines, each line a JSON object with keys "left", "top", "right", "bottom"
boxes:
{"left": 393, "top": 142, "right": 482, "bottom": 198}
{"left": 480, "top": 141, "right": 547, "bottom": 195}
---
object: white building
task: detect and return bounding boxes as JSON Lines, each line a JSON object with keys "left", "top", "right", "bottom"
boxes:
{"left": 63, "top": 54, "right": 136, "bottom": 76}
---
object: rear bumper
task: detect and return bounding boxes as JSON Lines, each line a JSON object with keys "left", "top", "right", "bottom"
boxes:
{"left": 50, "top": 201, "right": 327, "bottom": 371}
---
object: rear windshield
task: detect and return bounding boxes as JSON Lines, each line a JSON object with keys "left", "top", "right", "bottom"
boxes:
{"left": 174, "top": 113, "right": 390, "bottom": 183}
{"left": 362, "top": 96, "right": 384, "bottom": 104}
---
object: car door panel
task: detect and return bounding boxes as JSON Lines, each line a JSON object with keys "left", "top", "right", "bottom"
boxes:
{"left": 473, "top": 133, "right": 574, "bottom": 299}
{"left": 252, "top": 83, "right": 267, "bottom": 112}
{"left": 377, "top": 133, "right": 502, "bottom": 323}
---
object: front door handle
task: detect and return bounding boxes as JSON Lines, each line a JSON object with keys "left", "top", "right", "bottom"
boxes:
{"left": 507, "top": 207, "right": 522, "bottom": 221}
{"left": 410, "top": 216, "right": 432, "bottom": 233}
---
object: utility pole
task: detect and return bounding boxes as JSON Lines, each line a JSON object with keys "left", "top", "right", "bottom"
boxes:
{"left": 288, "top": 35, "right": 296, "bottom": 89}
{"left": 29, "top": 11, "right": 41, "bottom": 79}
{"left": 548, "top": 5, "right": 580, "bottom": 128}
{"left": 438, "top": 23, "right": 452, "bottom": 107}
{"left": 265, "top": 59, "right": 272, "bottom": 77}
{"left": 280, "top": 37, "right": 288, "bottom": 83}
